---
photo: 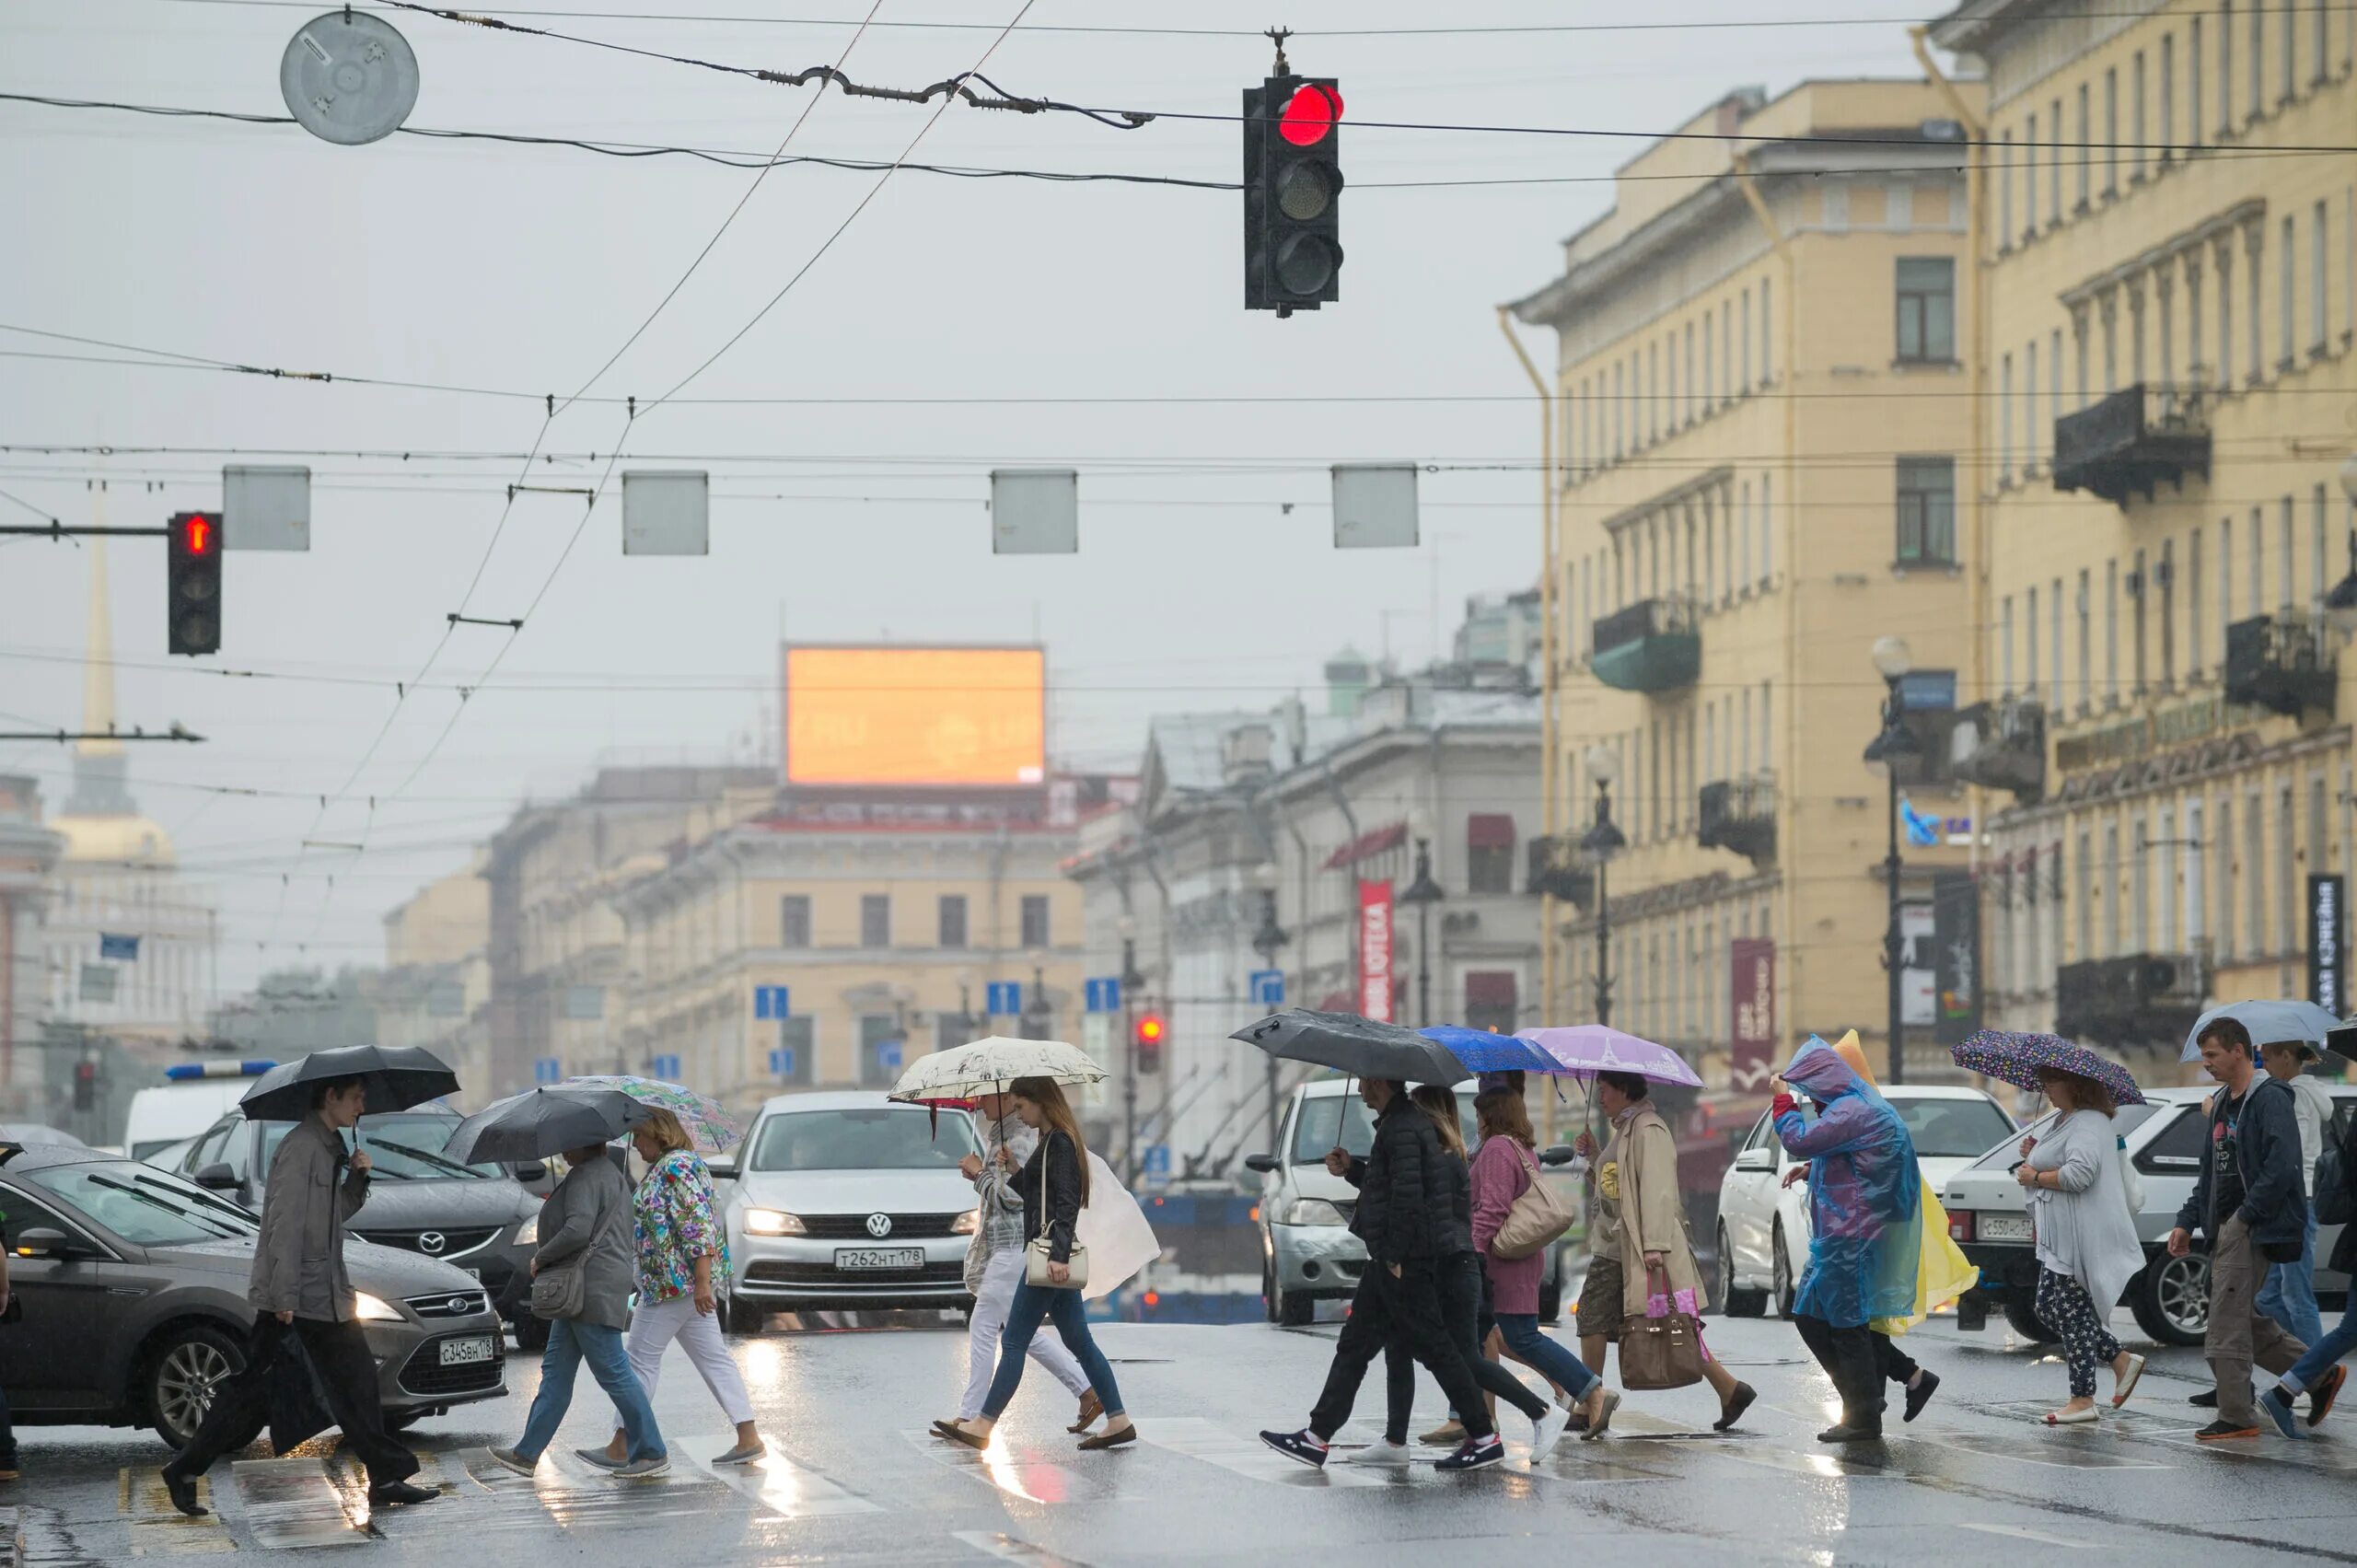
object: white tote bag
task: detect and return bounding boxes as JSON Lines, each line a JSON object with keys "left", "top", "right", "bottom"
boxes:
{"left": 1074, "top": 1150, "right": 1160, "bottom": 1302}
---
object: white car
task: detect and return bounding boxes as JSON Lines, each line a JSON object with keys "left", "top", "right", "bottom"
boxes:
{"left": 718, "top": 1091, "right": 981, "bottom": 1333}
{"left": 1714, "top": 1084, "right": 2016, "bottom": 1318}
{"left": 124, "top": 1061, "right": 278, "bottom": 1162}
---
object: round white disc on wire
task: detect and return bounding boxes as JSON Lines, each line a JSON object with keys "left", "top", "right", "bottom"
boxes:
{"left": 281, "top": 10, "right": 419, "bottom": 145}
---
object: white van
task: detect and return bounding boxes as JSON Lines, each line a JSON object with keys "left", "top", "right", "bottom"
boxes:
{"left": 122, "top": 1060, "right": 277, "bottom": 1162}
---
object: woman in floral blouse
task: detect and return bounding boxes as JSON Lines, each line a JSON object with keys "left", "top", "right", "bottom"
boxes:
{"left": 596, "top": 1109, "right": 763, "bottom": 1467}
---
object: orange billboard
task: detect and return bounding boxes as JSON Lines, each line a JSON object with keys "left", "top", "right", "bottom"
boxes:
{"left": 784, "top": 645, "right": 1047, "bottom": 788}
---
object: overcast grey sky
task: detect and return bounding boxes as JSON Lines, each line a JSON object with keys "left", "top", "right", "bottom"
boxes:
{"left": 0, "top": 0, "right": 1930, "bottom": 993}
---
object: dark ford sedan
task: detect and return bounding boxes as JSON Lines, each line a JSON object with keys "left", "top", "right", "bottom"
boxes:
{"left": 0, "top": 1144, "right": 506, "bottom": 1448}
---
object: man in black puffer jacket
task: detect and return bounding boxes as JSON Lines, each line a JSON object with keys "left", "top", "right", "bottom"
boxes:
{"left": 1260, "top": 1079, "right": 1502, "bottom": 1472}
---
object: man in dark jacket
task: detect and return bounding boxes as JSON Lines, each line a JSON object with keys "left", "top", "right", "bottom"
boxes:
{"left": 1260, "top": 1079, "right": 1502, "bottom": 1472}
{"left": 2167, "top": 1020, "right": 2310, "bottom": 1441}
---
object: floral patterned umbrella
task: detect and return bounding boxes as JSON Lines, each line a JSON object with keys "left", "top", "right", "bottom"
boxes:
{"left": 1949, "top": 1029, "right": 2146, "bottom": 1106}
{"left": 560, "top": 1074, "right": 744, "bottom": 1153}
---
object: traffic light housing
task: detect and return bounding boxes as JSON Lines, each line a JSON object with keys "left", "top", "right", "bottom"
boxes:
{"left": 167, "top": 510, "right": 221, "bottom": 655}
{"left": 1133, "top": 1011, "right": 1167, "bottom": 1074}
{"left": 1243, "top": 75, "right": 1342, "bottom": 314}
{"left": 73, "top": 1059, "right": 98, "bottom": 1111}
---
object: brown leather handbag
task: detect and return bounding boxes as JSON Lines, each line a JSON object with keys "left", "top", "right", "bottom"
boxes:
{"left": 1617, "top": 1261, "right": 1705, "bottom": 1390}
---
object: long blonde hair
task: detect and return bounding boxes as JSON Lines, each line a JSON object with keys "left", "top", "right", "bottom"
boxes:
{"left": 1009, "top": 1077, "right": 1090, "bottom": 1204}
{"left": 1412, "top": 1085, "right": 1466, "bottom": 1159}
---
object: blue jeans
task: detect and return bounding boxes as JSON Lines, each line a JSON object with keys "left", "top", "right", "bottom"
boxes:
{"left": 2257, "top": 1210, "right": 2324, "bottom": 1348}
{"left": 2281, "top": 1297, "right": 2357, "bottom": 1395}
{"left": 517, "top": 1318, "right": 664, "bottom": 1463}
{"left": 981, "top": 1282, "right": 1122, "bottom": 1422}
{"left": 1494, "top": 1313, "right": 1597, "bottom": 1401}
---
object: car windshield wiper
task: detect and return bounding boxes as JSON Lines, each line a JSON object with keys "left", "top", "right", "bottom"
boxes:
{"left": 75, "top": 1171, "right": 250, "bottom": 1239}
{"left": 360, "top": 1138, "right": 479, "bottom": 1179}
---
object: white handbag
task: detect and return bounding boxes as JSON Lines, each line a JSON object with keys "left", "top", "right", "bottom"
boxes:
{"left": 1023, "top": 1138, "right": 1088, "bottom": 1290}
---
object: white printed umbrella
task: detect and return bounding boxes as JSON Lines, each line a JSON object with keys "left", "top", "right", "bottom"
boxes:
{"left": 886, "top": 1036, "right": 1106, "bottom": 1103}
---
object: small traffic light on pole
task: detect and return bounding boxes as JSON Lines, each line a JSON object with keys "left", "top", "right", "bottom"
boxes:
{"left": 167, "top": 511, "right": 222, "bottom": 656}
{"left": 1243, "top": 31, "right": 1342, "bottom": 316}
{"left": 1133, "top": 1012, "right": 1167, "bottom": 1074}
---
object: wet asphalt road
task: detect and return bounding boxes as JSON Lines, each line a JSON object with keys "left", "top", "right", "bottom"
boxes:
{"left": 6, "top": 1305, "right": 2355, "bottom": 1567}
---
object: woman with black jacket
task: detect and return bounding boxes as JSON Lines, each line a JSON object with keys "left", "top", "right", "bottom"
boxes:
{"left": 944, "top": 1078, "right": 1135, "bottom": 1451}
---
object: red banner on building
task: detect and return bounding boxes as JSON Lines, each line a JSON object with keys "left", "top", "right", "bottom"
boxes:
{"left": 1730, "top": 938, "right": 1775, "bottom": 1092}
{"left": 1358, "top": 877, "right": 1395, "bottom": 1022}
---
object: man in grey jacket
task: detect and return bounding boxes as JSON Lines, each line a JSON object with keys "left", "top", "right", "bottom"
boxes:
{"left": 163, "top": 1077, "right": 433, "bottom": 1515}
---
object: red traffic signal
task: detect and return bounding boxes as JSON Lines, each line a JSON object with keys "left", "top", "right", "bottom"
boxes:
{"left": 1277, "top": 83, "right": 1342, "bottom": 146}
{"left": 1133, "top": 1012, "right": 1167, "bottom": 1074}
{"left": 167, "top": 510, "right": 222, "bottom": 656}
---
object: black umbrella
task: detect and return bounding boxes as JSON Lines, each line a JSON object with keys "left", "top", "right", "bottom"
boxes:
{"left": 444, "top": 1086, "right": 652, "bottom": 1165}
{"left": 1231, "top": 1009, "right": 1469, "bottom": 1086}
{"left": 238, "top": 1044, "right": 459, "bottom": 1123}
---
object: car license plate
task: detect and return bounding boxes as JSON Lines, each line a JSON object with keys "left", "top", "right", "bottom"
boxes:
{"left": 1979, "top": 1213, "right": 2032, "bottom": 1241}
{"left": 835, "top": 1247, "right": 923, "bottom": 1272}
{"left": 438, "top": 1335, "right": 496, "bottom": 1367}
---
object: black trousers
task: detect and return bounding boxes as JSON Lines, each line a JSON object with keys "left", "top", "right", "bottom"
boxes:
{"left": 1874, "top": 1331, "right": 1918, "bottom": 1387}
{"left": 1381, "top": 1253, "right": 1543, "bottom": 1442}
{"left": 1792, "top": 1313, "right": 1886, "bottom": 1428}
{"left": 1310, "top": 1258, "right": 1494, "bottom": 1443}
{"left": 174, "top": 1317, "right": 420, "bottom": 1488}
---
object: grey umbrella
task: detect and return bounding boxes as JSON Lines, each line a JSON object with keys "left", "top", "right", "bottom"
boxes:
{"left": 444, "top": 1086, "right": 654, "bottom": 1165}
{"left": 1231, "top": 1009, "right": 1469, "bottom": 1086}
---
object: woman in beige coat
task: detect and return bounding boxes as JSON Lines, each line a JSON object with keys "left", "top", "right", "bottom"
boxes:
{"left": 1574, "top": 1070, "right": 1756, "bottom": 1431}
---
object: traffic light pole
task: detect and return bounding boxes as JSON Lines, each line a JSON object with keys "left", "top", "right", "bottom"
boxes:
{"left": 1121, "top": 934, "right": 1141, "bottom": 1189}
{"left": 0, "top": 524, "right": 168, "bottom": 538}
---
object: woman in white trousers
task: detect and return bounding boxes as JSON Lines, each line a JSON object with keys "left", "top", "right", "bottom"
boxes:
{"left": 595, "top": 1112, "right": 762, "bottom": 1467}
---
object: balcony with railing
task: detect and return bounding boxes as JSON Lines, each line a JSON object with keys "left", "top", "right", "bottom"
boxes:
{"left": 2224, "top": 613, "right": 2336, "bottom": 717}
{"left": 1696, "top": 772, "right": 1777, "bottom": 865}
{"left": 1590, "top": 593, "right": 1700, "bottom": 693}
{"left": 2050, "top": 382, "right": 2211, "bottom": 505}
{"left": 1948, "top": 695, "right": 2046, "bottom": 800}
{"left": 1525, "top": 836, "right": 1595, "bottom": 908}
{"left": 2054, "top": 949, "right": 2207, "bottom": 1048}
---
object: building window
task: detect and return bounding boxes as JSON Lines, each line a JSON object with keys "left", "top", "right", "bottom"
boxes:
{"left": 1702, "top": 306, "right": 1714, "bottom": 406}
{"left": 2221, "top": 3, "right": 2234, "bottom": 134}
{"left": 2162, "top": 32, "right": 2177, "bottom": 152}
{"left": 2002, "top": 595, "right": 2016, "bottom": 693}
{"left": 2252, "top": 505, "right": 2266, "bottom": 615}
{"left": 2215, "top": 795, "right": 2235, "bottom": 959}
{"left": 2133, "top": 816, "right": 2152, "bottom": 951}
{"left": 2160, "top": 806, "right": 2179, "bottom": 949}
{"left": 1759, "top": 472, "right": 1773, "bottom": 584}
{"left": 2282, "top": 494, "right": 2297, "bottom": 610}
{"left": 1467, "top": 814, "right": 1516, "bottom": 894}
{"left": 1896, "top": 258, "right": 1956, "bottom": 362}
{"left": 1760, "top": 277, "right": 1772, "bottom": 380}
{"left": 2026, "top": 338, "right": 2041, "bottom": 468}
{"left": 2187, "top": 799, "right": 2206, "bottom": 946}
{"left": 938, "top": 894, "right": 968, "bottom": 949}
{"left": 1020, "top": 893, "right": 1051, "bottom": 948}
{"left": 2075, "top": 829, "right": 2095, "bottom": 959}
{"left": 1464, "top": 971, "right": 1518, "bottom": 1035}
{"left": 858, "top": 1013, "right": 901, "bottom": 1088}
{"left": 2315, "top": 199, "right": 2331, "bottom": 351}
{"left": 2189, "top": 528, "right": 2206, "bottom": 673}
{"left": 2281, "top": 215, "right": 2298, "bottom": 368}
{"left": 2051, "top": 577, "right": 2065, "bottom": 709}
{"left": 2132, "top": 51, "right": 2148, "bottom": 179}
{"left": 2191, "top": 18, "right": 2206, "bottom": 144}
{"left": 2049, "top": 95, "right": 2063, "bottom": 216}
{"left": 2316, "top": 484, "right": 2333, "bottom": 610}
{"left": 860, "top": 893, "right": 890, "bottom": 949}
{"left": 771, "top": 1016, "right": 814, "bottom": 1085}
{"left": 2077, "top": 569, "right": 2093, "bottom": 707}
{"left": 2104, "top": 67, "right": 2119, "bottom": 195}
{"left": 2278, "top": 783, "right": 2297, "bottom": 955}
{"left": 779, "top": 895, "right": 811, "bottom": 949}
{"left": 2249, "top": 0, "right": 2264, "bottom": 118}
{"left": 2105, "top": 558, "right": 2121, "bottom": 702}
{"left": 2076, "top": 83, "right": 2092, "bottom": 208}
{"left": 1741, "top": 288, "right": 1752, "bottom": 388}
{"left": 2027, "top": 584, "right": 2041, "bottom": 695}
{"left": 2220, "top": 514, "right": 2235, "bottom": 658}
{"left": 2103, "top": 820, "right": 2121, "bottom": 957}
{"left": 2014, "top": 122, "right": 2027, "bottom": 235}
{"left": 2247, "top": 790, "right": 2267, "bottom": 954}
{"left": 2160, "top": 539, "right": 2177, "bottom": 685}
{"left": 1896, "top": 457, "right": 1956, "bottom": 565}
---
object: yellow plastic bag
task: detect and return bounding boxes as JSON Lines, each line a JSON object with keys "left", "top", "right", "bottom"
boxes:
{"left": 1872, "top": 1180, "right": 1980, "bottom": 1336}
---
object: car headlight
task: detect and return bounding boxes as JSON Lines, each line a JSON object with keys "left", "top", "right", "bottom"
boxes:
{"left": 353, "top": 1292, "right": 403, "bottom": 1322}
{"left": 744, "top": 1208, "right": 806, "bottom": 1237}
{"left": 952, "top": 1208, "right": 981, "bottom": 1235}
{"left": 514, "top": 1214, "right": 539, "bottom": 1247}
{"left": 1279, "top": 1197, "right": 1348, "bottom": 1226}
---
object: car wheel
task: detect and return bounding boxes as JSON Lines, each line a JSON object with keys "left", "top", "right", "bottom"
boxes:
{"left": 2131, "top": 1252, "right": 2210, "bottom": 1347}
{"left": 147, "top": 1323, "right": 245, "bottom": 1449}
{"left": 512, "top": 1313, "right": 551, "bottom": 1353}
{"left": 726, "top": 1296, "right": 766, "bottom": 1337}
{"left": 1771, "top": 1225, "right": 1797, "bottom": 1318}
{"left": 383, "top": 1411, "right": 426, "bottom": 1434}
{"left": 1276, "top": 1277, "right": 1315, "bottom": 1328}
{"left": 1718, "top": 1226, "right": 1767, "bottom": 1318}
{"left": 2003, "top": 1296, "right": 2058, "bottom": 1342}
{"left": 1261, "top": 1257, "right": 1281, "bottom": 1324}
{"left": 1538, "top": 1281, "right": 1562, "bottom": 1325}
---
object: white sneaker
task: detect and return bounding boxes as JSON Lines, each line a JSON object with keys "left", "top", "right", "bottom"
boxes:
{"left": 1343, "top": 1438, "right": 1414, "bottom": 1465}
{"left": 1529, "top": 1403, "right": 1571, "bottom": 1462}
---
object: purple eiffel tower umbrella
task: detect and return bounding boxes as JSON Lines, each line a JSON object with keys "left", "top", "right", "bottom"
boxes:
{"left": 1515, "top": 1026, "right": 1702, "bottom": 1087}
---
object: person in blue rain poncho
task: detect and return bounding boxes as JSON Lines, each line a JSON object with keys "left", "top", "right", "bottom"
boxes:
{"left": 1771, "top": 1037, "right": 1923, "bottom": 1443}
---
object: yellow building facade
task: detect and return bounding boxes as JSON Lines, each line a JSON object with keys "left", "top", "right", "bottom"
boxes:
{"left": 1932, "top": 1, "right": 2357, "bottom": 1048}
{"left": 1513, "top": 79, "right": 1988, "bottom": 1089}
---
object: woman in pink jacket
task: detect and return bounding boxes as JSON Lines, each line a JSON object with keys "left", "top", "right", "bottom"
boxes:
{"left": 1470, "top": 1088, "right": 1620, "bottom": 1437}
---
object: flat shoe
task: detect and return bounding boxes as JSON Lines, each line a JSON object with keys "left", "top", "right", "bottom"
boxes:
{"left": 1077, "top": 1423, "right": 1136, "bottom": 1451}
{"left": 1580, "top": 1388, "right": 1621, "bottom": 1441}
{"left": 1068, "top": 1390, "right": 1105, "bottom": 1433}
{"left": 940, "top": 1423, "right": 992, "bottom": 1450}
{"left": 2042, "top": 1406, "right": 2098, "bottom": 1425}
{"left": 1714, "top": 1380, "right": 1758, "bottom": 1433}
{"left": 1419, "top": 1421, "right": 1466, "bottom": 1446}
{"left": 710, "top": 1439, "right": 765, "bottom": 1466}
{"left": 2110, "top": 1353, "right": 2146, "bottom": 1408}
{"left": 932, "top": 1419, "right": 968, "bottom": 1439}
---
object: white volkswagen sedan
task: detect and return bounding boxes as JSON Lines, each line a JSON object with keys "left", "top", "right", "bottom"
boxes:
{"left": 1713, "top": 1084, "right": 2015, "bottom": 1318}
{"left": 718, "top": 1091, "right": 981, "bottom": 1333}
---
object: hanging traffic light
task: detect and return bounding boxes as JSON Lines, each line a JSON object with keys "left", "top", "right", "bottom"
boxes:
{"left": 1133, "top": 1011, "right": 1167, "bottom": 1074}
{"left": 167, "top": 510, "right": 222, "bottom": 655}
{"left": 1243, "top": 69, "right": 1343, "bottom": 315}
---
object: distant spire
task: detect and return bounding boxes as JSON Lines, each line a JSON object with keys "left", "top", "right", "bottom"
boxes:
{"left": 65, "top": 488, "right": 134, "bottom": 817}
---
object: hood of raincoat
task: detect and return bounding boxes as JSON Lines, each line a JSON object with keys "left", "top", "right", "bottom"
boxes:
{"left": 1773, "top": 1036, "right": 1922, "bottom": 1327}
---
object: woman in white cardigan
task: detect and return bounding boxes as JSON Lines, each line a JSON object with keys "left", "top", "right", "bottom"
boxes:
{"left": 2015, "top": 1066, "right": 2150, "bottom": 1425}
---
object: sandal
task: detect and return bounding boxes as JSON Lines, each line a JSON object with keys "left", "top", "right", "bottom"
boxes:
{"left": 2110, "top": 1353, "right": 2146, "bottom": 1408}
{"left": 939, "top": 1422, "right": 992, "bottom": 1450}
{"left": 1077, "top": 1422, "right": 1137, "bottom": 1451}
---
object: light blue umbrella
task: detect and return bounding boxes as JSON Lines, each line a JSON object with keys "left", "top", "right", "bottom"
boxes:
{"left": 1420, "top": 1026, "right": 1561, "bottom": 1076}
{"left": 2181, "top": 999, "right": 2342, "bottom": 1063}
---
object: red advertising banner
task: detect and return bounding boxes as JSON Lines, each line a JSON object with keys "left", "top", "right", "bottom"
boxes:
{"left": 1358, "top": 877, "right": 1395, "bottom": 1022}
{"left": 1730, "top": 938, "right": 1776, "bottom": 1093}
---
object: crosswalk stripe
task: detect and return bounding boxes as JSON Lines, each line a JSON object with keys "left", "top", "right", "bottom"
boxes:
{"left": 901, "top": 1429, "right": 1133, "bottom": 1505}
{"left": 1142, "top": 1418, "right": 1399, "bottom": 1488}
{"left": 227, "top": 1458, "right": 367, "bottom": 1550}
{"left": 117, "top": 1469, "right": 233, "bottom": 1559}
{"left": 951, "top": 1529, "right": 1095, "bottom": 1566}
{"left": 680, "top": 1447, "right": 881, "bottom": 1518}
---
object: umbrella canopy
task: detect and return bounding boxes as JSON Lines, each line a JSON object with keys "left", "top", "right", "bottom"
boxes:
{"left": 887, "top": 1037, "right": 1106, "bottom": 1102}
{"left": 560, "top": 1074, "right": 743, "bottom": 1154}
{"left": 1515, "top": 1026, "right": 1703, "bottom": 1087}
{"left": 1952, "top": 1029, "right": 2146, "bottom": 1106}
{"left": 1419, "top": 1026, "right": 1562, "bottom": 1076}
{"left": 2180, "top": 999, "right": 2342, "bottom": 1063}
{"left": 238, "top": 1044, "right": 459, "bottom": 1122}
{"left": 444, "top": 1086, "right": 653, "bottom": 1165}
{"left": 1233, "top": 1010, "right": 1469, "bottom": 1086}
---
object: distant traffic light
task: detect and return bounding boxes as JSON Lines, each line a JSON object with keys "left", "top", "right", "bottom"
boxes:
{"left": 167, "top": 510, "right": 222, "bottom": 655}
{"left": 74, "top": 1059, "right": 98, "bottom": 1110}
{"left": 1242, "top": 72, "right": 1343, "bottom": 315}
{"left": 1133, "top": 1012, "right": 1167, "bottom": 1074}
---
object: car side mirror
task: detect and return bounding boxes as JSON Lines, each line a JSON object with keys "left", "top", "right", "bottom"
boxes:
{"left": 513, "top": 1161, "right": 548, "bottom": 1184}
{"left": 193, "top": 1162, "right": 240, "bottom": 1191}
{"left": 704, "top": 1156, "right": 737, "bottom": 1182}
{"left": 1538, "top": 1144, "right": 1577, "bottom": 1167}
{"left": 1243, "top": 1154, "right": 1279, "bottom": 1174}
{"left": 11, "top": 1225, "right": 86, "bottom": 1261}
{"left": 1734, "top": 1146, "right": 1775, "bottom": 1173}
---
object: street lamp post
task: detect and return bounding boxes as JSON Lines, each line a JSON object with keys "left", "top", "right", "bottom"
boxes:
{"left": 1864, "top": 635, "right": 1922, "bottom": 1086}
{"left": 1118, "top": 915, "right": 1144, "bottom": 1185}
{"left": 1248, "top": 862, "right": 1290, "bottom": 1145}
{"left": 1400, "top": 810, "right": 1445, "bottom": 1028}
{"left": 1580, "top": 745, "right": 1627, "bottom": 1025}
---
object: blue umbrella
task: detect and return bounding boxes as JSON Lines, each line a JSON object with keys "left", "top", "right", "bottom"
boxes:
{"left": 2181, "top": 1000, "right": 2342, "bottom": 1063}
{"left": 1420, "top": 1026, "right": 1561, "bottom": 1075}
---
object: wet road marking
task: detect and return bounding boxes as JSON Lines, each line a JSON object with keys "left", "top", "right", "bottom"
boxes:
{"left": 1900, "top": 1431, "right": 2175, "bottom": 1469}
{"left": 951, "top": 1530, "right": 1093, "bottom": 1566}
{"left": 1958, "top": 1521, "right": 2096, "bottom": 1548}
{"left": 116, "top": 1469, "right": 232, "bottom": 1558}
{"left": 227, "top": 1458, "right": 366, "bottom": 1549}
{"left": 902, "top": 1430, "right": 1132, "bottom": 1506}
{"left": 1706, "top": 1441, "right": 1905, "bottom": 1480}
{"left": 684, "top": 1446, "right": 882, "bottom": 1518}
{"left": 1141, "top": 1418, "right": 1399, "bottom": 1489}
